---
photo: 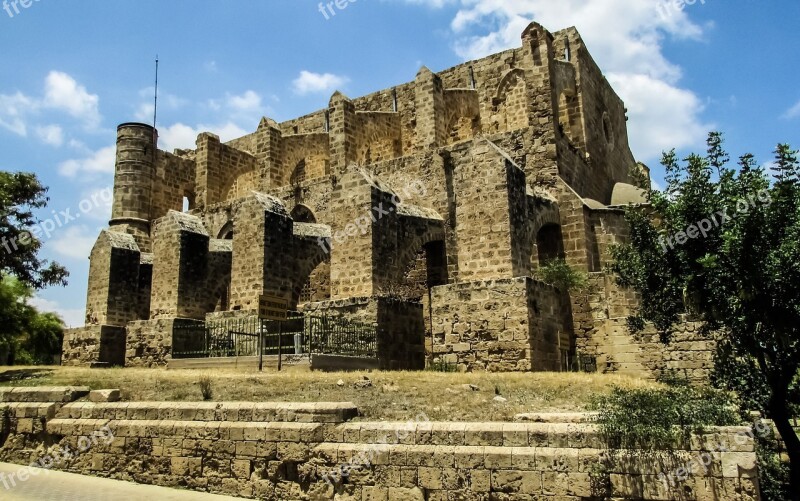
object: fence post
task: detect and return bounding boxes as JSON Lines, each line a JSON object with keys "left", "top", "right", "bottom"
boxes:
{"left": 258, "top": 318, "right": 264, "bottom": 372}
{"left": 277, "top": 320, "right": 283, "bottom": 372}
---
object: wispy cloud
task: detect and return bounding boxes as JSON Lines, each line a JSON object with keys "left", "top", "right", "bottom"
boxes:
{"left": 292, "top": 70, "right": 349, "bottom": 95}
{"left": 782, "top": 99, "right": 800, "bottom": 119}
{"left": 0, "top": 71, "right": 101, "bottom": 141}
{"left": 58, "top": 145, "right": 116, "bottom": 178}
{"left": 35, "top": 124, "right": 64, "bottom": 147}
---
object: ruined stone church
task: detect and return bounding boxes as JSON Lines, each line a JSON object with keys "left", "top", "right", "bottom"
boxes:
{"left": 62, "top": 22, "right": 714, "bottom": 379}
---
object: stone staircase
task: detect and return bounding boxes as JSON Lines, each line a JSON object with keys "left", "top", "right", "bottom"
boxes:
{"left": 0, "top": 386, "right": 762, "bottom": 500}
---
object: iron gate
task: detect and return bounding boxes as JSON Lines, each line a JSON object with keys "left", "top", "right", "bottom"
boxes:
{"left": 172, "top": 313, "right": 377, "bottom": 360}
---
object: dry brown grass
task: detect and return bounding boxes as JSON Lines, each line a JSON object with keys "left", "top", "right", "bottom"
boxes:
{"left": 0, "top": 366, "right": 660, "bottom": 422}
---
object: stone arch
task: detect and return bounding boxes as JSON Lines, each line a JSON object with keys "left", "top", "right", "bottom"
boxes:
{"left": 493, "top": 69, "right": 528, "bottom": 133}
{"left": 536, "top": 223, "right": 566, "bottom": 266}
{"left": 529, "top": 203, "right": 561, "bottom": 273}
{"left": 220, "top": 164, "right": 259, "bottom": 203}
{"left": 281, "top": 133, "right": 331, "bottom": 187}
{"left": 388, "top": 224, "right": 447, "bottom": 299}
{"left": 217, "top": 221, "right": 234, "bottom": 240}
{"left": 290, "top": 239, "right": 331, "bottom": 307}
{"left": 290, "top": 160, "right": 306, "bottom": 186}
{"left": 290, "top": 204, "right": 317, "bottom": 224}
{"left": 444, "top": 89, "right": 481, "bottom": 145}
{"left": 355, "top": 113, "right": 402, "bottom": 165}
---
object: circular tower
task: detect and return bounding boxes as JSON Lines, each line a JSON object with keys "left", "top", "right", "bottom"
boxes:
{"left": 109, "top": 123, "right": 157, "bottom": 252}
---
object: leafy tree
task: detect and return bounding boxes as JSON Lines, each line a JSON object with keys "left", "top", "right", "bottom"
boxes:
{"left": 609, "top": 133, "right": 800, "bottom": 499}
{"left": 0, "top": 171, "right": 68, "bottom": 289}
{"left": 0, "top": 275, "right": 64, "bottom": 365}
{"left": 0, "top": 171, "right": 68, "bottom": 361}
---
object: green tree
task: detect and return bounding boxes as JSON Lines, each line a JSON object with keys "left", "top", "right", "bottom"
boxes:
{"left": 0, "top": 171, "right": 69, "bottom": 361}
{"left": 0, "top": 275, "right": 64, "bottom": 365}
{"left": 0, "top": 171, "right": 68, "bottom": 289}
{"left": 609, "top": 133, "right": 800, "bottom": 499}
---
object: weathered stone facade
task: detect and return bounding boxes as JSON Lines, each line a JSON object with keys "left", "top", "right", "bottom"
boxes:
{"left": 63, "top": 21, "right": 714, "bottom": 378}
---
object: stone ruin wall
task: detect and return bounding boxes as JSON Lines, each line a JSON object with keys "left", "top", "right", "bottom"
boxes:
{"left": 0, "top": 387, "right": 761, "bottom": 501}
{"left": 63, "top": 21, "right": 718, "bottom": 379}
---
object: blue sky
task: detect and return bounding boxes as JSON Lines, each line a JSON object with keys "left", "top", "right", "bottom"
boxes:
{"left": 0, "top": 0, "right": 797, "bottom": 326}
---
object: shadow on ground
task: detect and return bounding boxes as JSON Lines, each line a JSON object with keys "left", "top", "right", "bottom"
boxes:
{"left": 0, "top": 368, "right": 53, "bottom": 383}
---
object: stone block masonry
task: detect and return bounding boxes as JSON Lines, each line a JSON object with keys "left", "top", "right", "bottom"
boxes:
{"left": 0, "top": 388, "right": 761, "bottom": 500}
{"left": 63, "top": 19, "right": 703, "bottom": 379}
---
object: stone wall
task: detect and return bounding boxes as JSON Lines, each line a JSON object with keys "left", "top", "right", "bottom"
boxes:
{"left": 0, "top": 389, "right": 761, "bottom": 501}
{"left": 572, "top": 273, "right": 717, "bottom": 383}
{"left": 430, "top": 278, "right": 572, "bottom": 372}
{"left": 61, "top": 326, "right": 126, "bottom": 367}
{"left": 124, "top": 318, "right": 180, "bottom": 368}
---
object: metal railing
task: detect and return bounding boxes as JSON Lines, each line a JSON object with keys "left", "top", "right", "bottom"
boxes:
{"left": 172, "top": 313, "right": 377, "bottom": 360}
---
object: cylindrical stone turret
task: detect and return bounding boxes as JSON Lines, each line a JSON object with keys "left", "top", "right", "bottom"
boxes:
{"left": 109, "top": 122, "right": 157, "bottom": 252}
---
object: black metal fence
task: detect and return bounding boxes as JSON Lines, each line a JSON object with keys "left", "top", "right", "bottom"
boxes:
{"left": 172, "top": 313, "right": 378, "bottom": 360}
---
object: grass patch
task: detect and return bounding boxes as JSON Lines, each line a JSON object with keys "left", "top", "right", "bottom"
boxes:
{"left": 1, "top": 366, "right": 658, "bottom": 422}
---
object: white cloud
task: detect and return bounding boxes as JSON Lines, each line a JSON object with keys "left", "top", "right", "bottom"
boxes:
{"left": 35, "top": 124, "right": 64, "bottom": 147}
{"left": 78, "top": 186, "right": 114, "bottom": 222}
{"left": 42, "top": 71, "right": 101, "bottom": 128}
{"left": 400, "top": 0, "right": 712, "bottom": 160}
{"left": 30, "top": 296, "right": 85, "bottom": 328}
{"left": 58, "top": 145, "right": 116, "bottom": 178}
{"left": 608, "top": 73, "right": 710, "bottom": 158}
{"left": 134, "top": 88, "right": 187, "bottom": 122}
{"left": 132, "top": 89, "right": 266, "bottom": 151}
{"left": 0, "top": 91, "right": 35, "bottom": 136}
{"left": 782, "top": 99, "right": 800, "bottom": 119}
{"left": 0, "top": 71, "right": 101, "bottom": 141}
{"left": 47, "top": 225, "right": 98, "bottom": 261}
{"left": 292, "top": 71, "right": 349, "bottom": 95}
{"left": 228, "top": 90, "right": 262, "bottom": 112}
{"left": 158, "top": 122, "right": 249, "bottom": 152}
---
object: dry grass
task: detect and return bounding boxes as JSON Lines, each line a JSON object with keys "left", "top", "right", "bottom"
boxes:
{"left": 0, "top": 366, "right": 660, "bottom": 422}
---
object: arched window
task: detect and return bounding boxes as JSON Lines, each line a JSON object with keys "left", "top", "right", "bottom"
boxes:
{"left": 290, "top": 205, "right": 316, "bottom": 224}
{"left": 290, "top": 160, "right": 306, "bottom": 186}
{"left": 537, "top": 224, "right": 565, "bottom": 265}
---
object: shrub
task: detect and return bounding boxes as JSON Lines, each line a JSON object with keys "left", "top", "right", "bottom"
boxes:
{"left": 198, "top": 376, "right": 213, "bottom": 401}
{"left": 591, "top": 385, "right": 740, "bottom": 450}
{"left": 536, "top": 259, "right": 587, "bottom": 292}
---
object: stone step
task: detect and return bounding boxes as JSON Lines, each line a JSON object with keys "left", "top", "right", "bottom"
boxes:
{"left": 329, "top": 421, "right": 607, "bottom": 449}
{"left": 0, "top": 402, "right": 58, "bottom": 419}
{"left": 56, "top": 401, "right": 358, "bottom": 423}
{"left": 314, "top": 442, "right": 604, "bottom": 473}
{"left": 47, "top": 418, "right": 328, "bottom": 443}
{"left": 513, "top": 412, "right": 596, "bottom": 423}
{"left": 0, "top": 386, "right": 90, "bottom": 403}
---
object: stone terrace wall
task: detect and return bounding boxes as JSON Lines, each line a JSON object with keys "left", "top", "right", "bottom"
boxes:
{"left": 0, "top": 389, "right": 760, "bottom": 501}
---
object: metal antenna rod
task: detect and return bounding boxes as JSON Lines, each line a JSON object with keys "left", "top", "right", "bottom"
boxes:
{"left": 153, "top": 55, "right": 159, "bottom": 130}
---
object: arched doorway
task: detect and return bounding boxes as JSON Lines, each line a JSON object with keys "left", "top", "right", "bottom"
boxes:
{"left": 537, "top": 223, "right": 565, "bottom": 265}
